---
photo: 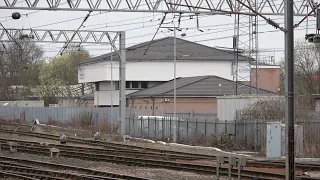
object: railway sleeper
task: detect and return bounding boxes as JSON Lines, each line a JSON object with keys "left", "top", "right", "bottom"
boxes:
{"left": 0, "top": 138, "right": 200, "bottom": 161}
{"left": 0, "top": 164, "right": 100, "bottom": 180}
{"left": 0, "top": 143, "right": 199, "bottom": 162}
{"left": 0, "top": 170, "right": 39, "bottom": 180}
{"left": 0, "top": 144, "right": 290, "bottom": 179}
{"left": 0, "top": 156, "right": 149, "bottom": 180}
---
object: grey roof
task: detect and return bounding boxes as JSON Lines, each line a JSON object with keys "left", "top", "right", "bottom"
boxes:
{"left": 127, "top": 75, "right": 276, "bottom": 98}
{"left": 79, "top": 37, "right": 252, "bottom": 65}
{"left": 80, "top": 93, "right": 94, "bottom": 100}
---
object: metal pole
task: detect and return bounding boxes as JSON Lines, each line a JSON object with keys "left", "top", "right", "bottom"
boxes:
{"left": 284, "top": 0, "right": 295, "bottom": 178}
{"left": 119, "top": 31, "right": 126, "bottom": 136}
{"left": 173, "top": 23, "right": 177, "bottom": 143}
{"left": 110, "top": 46, "right": 114, "bottom": 132}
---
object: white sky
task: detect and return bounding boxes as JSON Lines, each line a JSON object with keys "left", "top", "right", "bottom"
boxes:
{"left": 0, "top": 0, "right": 318, "bottom": 63}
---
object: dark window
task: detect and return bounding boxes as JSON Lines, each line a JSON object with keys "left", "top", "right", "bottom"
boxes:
{"left": 141, "top": 81, "right": 148, "bottom": 88}
{"left": 114, "top": 81, "right": 119, "bottom": 90}
{"left": 126, "top": 81, "right": 131, "bottom": 88}
{"left": 132, "top": 81, "right": 139, "bottom": 88}
{"left": 95, "top": 82, "right": 100, "bottom": 91}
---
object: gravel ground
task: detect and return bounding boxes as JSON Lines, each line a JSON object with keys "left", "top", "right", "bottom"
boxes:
{"left": 0, "top": 151, "right": 235, "bottom": 180}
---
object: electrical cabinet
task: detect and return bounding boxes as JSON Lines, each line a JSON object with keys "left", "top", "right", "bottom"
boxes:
{"left": 266, "top": 122, "right": 304, "bottom": 158}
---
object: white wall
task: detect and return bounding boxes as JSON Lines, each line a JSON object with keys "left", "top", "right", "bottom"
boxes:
{"left": 217, "top": 95, "right": 282, "bottom": 121}
{"left": 94, "top": 90, "right": 137, "bottom": 106}
{"left": 78, "top": 61, "right": 250, "bottom": 83}
{"left": 0, "top": 101, "right": 44, "bottom": 107}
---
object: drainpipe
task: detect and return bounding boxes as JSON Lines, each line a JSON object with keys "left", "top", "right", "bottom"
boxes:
{"left": 151, "top": 97, "right": 155, "bottom": 116}
{"left": 130, "top": 97, "right": 135, "bottom": 108}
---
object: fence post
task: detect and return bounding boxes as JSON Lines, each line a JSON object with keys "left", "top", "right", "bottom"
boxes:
{"left": 154, "top": 117, "right": 157, "bottom": 140}
{"left": 178, "top": 119, "right": 180, "bottom": 142}
{"left": 133, "top": 117, "right": 135, "bottom": 136}
{"left": 186, "top": 118, "right": 189, "bottom": 143}
{"left": 170, "top": 117, "right": 172, "bottom": 141}
{"left": 196, "top": 119, "right": 198, "bottom": 138}
{"left": 128, "top": 116, "right": 131, "bottom": 135}
{"left": 254, "top": 119, "right": 257, "bottom": 151}
{"left": 225, "top": 120, "right": 227, "bottom": 134}
{"left": 140, "top": 116, "right": 143, "bottom": 137}
{"left": 215, "top": 121, "right": 217, "bottom": 134}
{"left": 147, "top": 116, "right": 150, "bottom": 138}
{"left": 162, "top": 117, "right": 164, "bottom": 140}
{"left": 234, "top": 120, "right": 237, "bottom": 140}
{"left": 204, "top": 119, "right": 207, "bottom": 142}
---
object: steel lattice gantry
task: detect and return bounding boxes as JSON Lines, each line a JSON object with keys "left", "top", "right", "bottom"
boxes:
{"left": 1, "top": 0, "right": 318, "bottom": 16}
{"left": 0, "top": 28, "right": 126, "bottom": 136}
{"left": 0, "top": 28, "right": 119, "bottom": 44}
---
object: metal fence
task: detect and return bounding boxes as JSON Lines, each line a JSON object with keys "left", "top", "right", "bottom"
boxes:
{"left": 2, "top": 106, "right": 320, "bottom": 157}
{"left": 126, "top": 117, "right": 320, "bottom": 158}
{"left": 0, "top": 106, "right": 217, "bottom": 128}
{"left": 126, "top": 117, "right": 264, "bottom": 148}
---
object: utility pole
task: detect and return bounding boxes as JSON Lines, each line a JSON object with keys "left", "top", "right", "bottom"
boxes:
{"left": 159, "top": 23, "right": 182, "bottom": 143}
{"left": 173, "top": 23, "right": 177, "bottom": 143}
{"left": 284, "top": 0, "right": 295, "bottom": 178}
{"left": 119, "top": 31, "right": 126, "bottom": 136}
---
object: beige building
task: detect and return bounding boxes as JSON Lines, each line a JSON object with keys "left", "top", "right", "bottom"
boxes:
{"left": 127, "top": 75, "right": 276, "bottom": 113}
{"left": 250, "top": 66, "right": 281, "bottom": 93}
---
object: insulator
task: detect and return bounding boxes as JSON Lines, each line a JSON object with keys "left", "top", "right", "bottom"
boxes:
{"left": 12, "top": 12, "right": 21, "bottom": 20}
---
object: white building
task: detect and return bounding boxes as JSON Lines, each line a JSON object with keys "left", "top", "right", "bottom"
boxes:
{"left": 78, "top": 37, "right": 252, "bottom": 106}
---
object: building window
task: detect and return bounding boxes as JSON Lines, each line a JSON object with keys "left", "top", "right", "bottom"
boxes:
{"left": 95, "top": 82, "right": 100, "bottom": 91}
{"left": 132, "top": 81, "right": 139, "bottom": 88}
{"left": 141, "top": 81, "right": 148, "bottom": 89}
{"left": 126, "top": 81, "right": 131, "bottom": 88}
{"left": 114, "top": 81, "right": 119, "bottom": 90}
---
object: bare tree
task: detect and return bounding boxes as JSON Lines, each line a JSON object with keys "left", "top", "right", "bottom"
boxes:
{"left": 0, "top": 40, "right": 44, "bottom": 100}
{"left": 279, "top": 39, "right": 320, "bottom": 105}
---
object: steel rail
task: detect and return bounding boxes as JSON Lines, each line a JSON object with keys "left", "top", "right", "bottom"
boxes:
{"left": 3, "top": 125, "right": 320, "bottom": 173}
{"left": 0, "top": 143, "right": 310, "bottom": 179}
{"left": 0, "top": 163, "right": 118, "bottom": 180}
{"left": 0, "top": 137, "right": 203, "bottom": 161}
{"left": 3, "top": 126, "right": 320, "bottom": 172}
{"left": 0, "top": 170, "right": 39, "bottom": 180}
{"left": 247, "top": 160, "right": 320, "bottom": 172}
{"left": 0, "top": 156, "right": 149, "bottom": 180}
{"left": 0, "top": 128, "right": 216, "bottom": 158}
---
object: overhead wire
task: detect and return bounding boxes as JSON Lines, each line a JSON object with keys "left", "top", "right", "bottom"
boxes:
{"left": 56, "top": 11, "right": 92, "bottom": 57}
{"left": 3, "top": 17, "right": 314, "bottom": 56}
{"left": 1, "top": 0, "right": 316, "bottom": 60}
{"left": 38, "top": 22, "right": 316, "bottom": 56}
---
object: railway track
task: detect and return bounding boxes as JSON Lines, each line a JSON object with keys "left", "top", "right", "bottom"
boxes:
{"left": 247, "top": 160, "right": 320, "bottom": 172}
{"left": 0, "top": 127, "right": 216, "bottom": 159}
{"left": 0, "top": 156, "right": 149, "bottom": 180}
{"left": 0, "top": 138, "right": 316, "bottom": 179}
{"left": 1, "top": 123, "right": 320, "bottom": 179}
{"left": 0, "top": 137, "right": 204, "bottom": 161}
{"left": 3, "top": 127, "right": 320, "bottom": 171}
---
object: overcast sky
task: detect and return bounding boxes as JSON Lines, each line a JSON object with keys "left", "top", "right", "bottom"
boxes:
{"left": 0, "top": 1, "right": 317, "bottom": 63}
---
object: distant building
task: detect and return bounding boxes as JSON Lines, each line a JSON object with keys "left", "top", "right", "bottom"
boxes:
{"left": 126, "top": 75, "right": 276, "bottom": 113}
{"left": 78, "top": 37, "right": 259, "bottom": 107}
{"left": 57, "top": 93, "right": 94, "bottom": 107}
{"left": 249, "top": 65, "right": 281, "bottom": 93}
